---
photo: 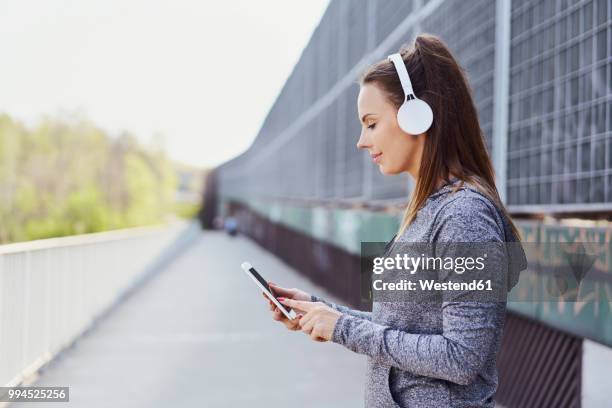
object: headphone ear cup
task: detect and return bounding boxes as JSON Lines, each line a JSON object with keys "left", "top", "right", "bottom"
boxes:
{"left": 397, "top": 99, "right": 433, "bottom": 135}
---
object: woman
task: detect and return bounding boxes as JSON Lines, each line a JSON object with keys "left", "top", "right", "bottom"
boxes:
{"left": 263, "top": 34, "right": 526, "bottom": 408}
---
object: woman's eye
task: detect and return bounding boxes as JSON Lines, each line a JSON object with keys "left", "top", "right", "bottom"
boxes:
{"left": 368, "top": 123, "right": 376, "bottom": 129}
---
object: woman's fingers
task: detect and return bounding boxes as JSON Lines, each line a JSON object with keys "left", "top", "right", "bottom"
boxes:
{"left": 267, "top": 283, "right": 294, "bottom": 297}
{"left": 288, "top": 315, "right": 301, "bottom": 330}
{"left": 275, "top": 308, "right": 299, "bottom": 328}
{"left": 302, "top": 318, "right": 326, "bottom": 342}
{"left": 311, "top": 329, "right": 327, "bottom": 342}
{"left": 297, "top": 310, "right": 314, "bottom": 328}
{"left": 300, "top": 314, "right": 316, "bottom": 333}
{"left": 285, "top": 313, "right": 303, "bottom": 331}
{"left": 272, "top": 308, "right": 283, "bottom": 321}
{"left": 278, "top": 298, "right": 318, "bottom": 313}
{"left": 266, "top": 293, "right": 305, "bottom": 332}
{"left": 296, "top": 312, "right": 326, "bottom": 341}
{"left": 297, "top": 311, "right": 312, "bottom": 333}
{"left": 277, "top": 311, "right": 300, "bottom": 331}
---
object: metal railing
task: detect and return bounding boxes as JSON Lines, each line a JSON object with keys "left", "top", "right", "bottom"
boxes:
{"left": 0, "top": 220, "right": 200, "bottom": 388}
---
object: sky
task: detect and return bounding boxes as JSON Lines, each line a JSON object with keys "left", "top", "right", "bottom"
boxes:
{"left": 0, "top": 0, "right": 330, "bottom": 168}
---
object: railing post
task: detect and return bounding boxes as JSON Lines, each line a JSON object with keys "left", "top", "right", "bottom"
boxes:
{"left": 493, "top": 0, "right": 512, "bottom": 203}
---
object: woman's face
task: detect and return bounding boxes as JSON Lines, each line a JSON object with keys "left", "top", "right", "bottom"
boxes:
{"left": 356, "top": 83, "right": 425, "bottom": 178}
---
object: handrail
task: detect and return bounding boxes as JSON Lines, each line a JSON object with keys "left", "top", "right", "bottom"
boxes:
{"left": 0, "top": 220, "right": 200, "bottom": 389}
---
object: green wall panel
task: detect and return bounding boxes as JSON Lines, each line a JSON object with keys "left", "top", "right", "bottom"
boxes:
{"left": 222, "top": 195, "right": 612, "bottom": 346}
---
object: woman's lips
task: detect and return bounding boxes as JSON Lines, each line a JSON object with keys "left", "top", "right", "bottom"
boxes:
{"left": 371, "top": 152, "right": 383, "bottom": 163}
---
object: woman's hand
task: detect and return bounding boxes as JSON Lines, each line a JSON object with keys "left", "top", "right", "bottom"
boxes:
{"left": 266, "top": 282, "right": 311, "bottom": 302}
{"left": 278, "top": 298, "right": 342, "bottom": 342}
{"left": 262, "top": 282, "right": 311, "bottom": 332}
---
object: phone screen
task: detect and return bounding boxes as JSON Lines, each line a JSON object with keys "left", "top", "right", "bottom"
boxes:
{"left": 246, "top": 265, "right": 293, "bottom": 315}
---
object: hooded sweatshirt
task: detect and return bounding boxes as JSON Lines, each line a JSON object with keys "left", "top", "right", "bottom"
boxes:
{"left": 311, "top": 177, "right": 527, "bottom": 408}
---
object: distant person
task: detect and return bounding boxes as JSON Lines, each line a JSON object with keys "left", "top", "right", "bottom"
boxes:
{"left": 223, "top": 216, "right": 238, "bottom": 236}
{"left": 263, "top": 34, "right": 526, "bottom": 408}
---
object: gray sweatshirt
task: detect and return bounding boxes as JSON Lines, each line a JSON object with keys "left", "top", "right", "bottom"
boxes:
{"left": 311, "top": 178, "right": 527, "bottom": 407}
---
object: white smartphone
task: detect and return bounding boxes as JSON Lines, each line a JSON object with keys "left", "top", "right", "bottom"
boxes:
{"left": 241, "top": 261, "right": 297, "bottom": 320}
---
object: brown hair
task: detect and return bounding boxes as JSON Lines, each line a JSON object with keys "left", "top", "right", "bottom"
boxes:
{"left": 359, "top": 33, "right": 521, "bottom": 242}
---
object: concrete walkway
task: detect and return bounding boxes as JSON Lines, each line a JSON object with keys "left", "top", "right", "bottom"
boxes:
{"left": 13, "top": 231, "right": 366, "bottom": 407}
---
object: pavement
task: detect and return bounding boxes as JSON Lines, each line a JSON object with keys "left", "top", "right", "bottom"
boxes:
{"left": 11, "top": 230, "right": 366, "bottom": 408}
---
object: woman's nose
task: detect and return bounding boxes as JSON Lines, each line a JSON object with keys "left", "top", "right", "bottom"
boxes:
{"left": 356, "top": 131, "right": 369, "bottom": 149}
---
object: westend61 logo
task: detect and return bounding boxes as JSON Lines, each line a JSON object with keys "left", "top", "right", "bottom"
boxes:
{"left": 372, "top": 253, "right": 487, "bottom": 275}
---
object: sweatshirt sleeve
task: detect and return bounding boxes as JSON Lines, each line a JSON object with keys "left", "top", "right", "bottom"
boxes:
{"left": 310, "top": 294, "right": 372, "bottom": 321}
{"left": 330, "top": 196, "right": 508, "bottom": 386}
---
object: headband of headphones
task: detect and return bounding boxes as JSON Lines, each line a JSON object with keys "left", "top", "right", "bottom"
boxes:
{"left": 387, "top": 53, "right": 433, "bottom": 135}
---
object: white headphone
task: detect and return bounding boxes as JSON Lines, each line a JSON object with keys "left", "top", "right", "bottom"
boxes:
{"left": 387, "top": 53, "right": 433, "bottom": 135}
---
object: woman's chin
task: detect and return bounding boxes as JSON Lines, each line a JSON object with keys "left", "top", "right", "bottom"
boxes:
{"left": 378, "top": 164, "right": 399, "bottom": 176}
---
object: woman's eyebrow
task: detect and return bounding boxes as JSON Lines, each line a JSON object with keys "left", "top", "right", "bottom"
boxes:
{"left": 360, "top": 113, "right": 375, "bottom": 123}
